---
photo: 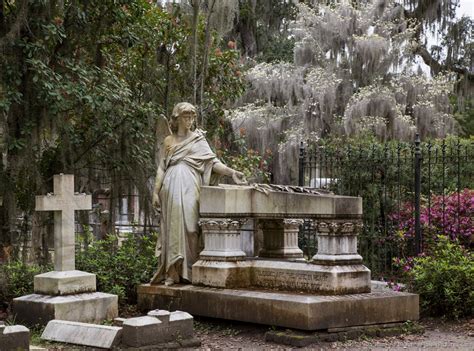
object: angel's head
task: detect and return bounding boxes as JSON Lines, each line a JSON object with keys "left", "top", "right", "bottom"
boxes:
{"left": 170, "top": 102, "right": 197, "bottom": 133}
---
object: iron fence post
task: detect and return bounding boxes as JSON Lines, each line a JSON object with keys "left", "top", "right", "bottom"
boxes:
{"left": 414, "top": 133, "right": 422, "bottom": 255}
{"left": 299, "top": 141, "right": 305, "bottom": 186}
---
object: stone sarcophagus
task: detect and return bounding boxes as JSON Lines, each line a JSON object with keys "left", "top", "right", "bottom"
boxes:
{"left": 193, "top": 185, "right": 369, "bottom": 294}
{"left": 138, "top": 184, "right": 419, "bottom": 331}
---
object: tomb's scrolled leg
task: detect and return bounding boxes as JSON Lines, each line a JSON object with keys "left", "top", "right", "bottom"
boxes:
{"left": 311, "top": 220, "right": 364, "bottom": 265}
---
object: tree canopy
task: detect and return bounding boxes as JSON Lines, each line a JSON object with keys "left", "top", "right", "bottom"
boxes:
{"left": 0, "top": 0, "right": 471, "bottom": 259}
{"left": 0, "top": 0, "right": 244, "bottom": 261}
{"left": 226, "top": 0, "right": 472, "bottom": 183}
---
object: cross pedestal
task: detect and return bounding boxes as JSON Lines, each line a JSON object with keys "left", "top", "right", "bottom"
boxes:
{"left": 13, "top": 174, "right": 118, "bottom": 326}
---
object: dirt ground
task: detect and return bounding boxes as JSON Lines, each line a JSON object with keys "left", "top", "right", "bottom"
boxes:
{"left": 194, "top": 317, "right": 473, "bottom": 350}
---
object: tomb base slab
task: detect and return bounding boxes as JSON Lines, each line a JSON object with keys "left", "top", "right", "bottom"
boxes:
{"left": 137, "top": 284, "right": 419, "bottom": 331}
{"left": 192, "top": 259, "right": 371, "bottom": 294}
{"left": 12, "top": 292, "right": 118, "bottom": 326}
{"left": 192, "top": 260, "right": 252, "bottom": 288}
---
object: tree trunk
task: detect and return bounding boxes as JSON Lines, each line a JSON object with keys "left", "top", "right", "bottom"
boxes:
{"left": 190, "top": 0, "right": 200, "bottom": 105}
{"left": 199, "top": 0, "right": 216, "bottom": 127}
{"left": 0, "top": 0, "right": 5, "bottom": 36}
{"left": 237, "top": 0, "right": 257, "bottom": 57}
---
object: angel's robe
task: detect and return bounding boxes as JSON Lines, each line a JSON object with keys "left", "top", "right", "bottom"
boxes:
{"left": 151, "top": 130, "right": 220, "bottom": 284}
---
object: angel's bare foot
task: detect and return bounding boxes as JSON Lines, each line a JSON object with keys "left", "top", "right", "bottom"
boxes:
{"left": 164, "top": 278, "right": 175, "bottom": 286}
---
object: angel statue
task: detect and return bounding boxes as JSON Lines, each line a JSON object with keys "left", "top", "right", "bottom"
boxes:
{"left": 151, "top": 102, "right": 247, "bottom": 286}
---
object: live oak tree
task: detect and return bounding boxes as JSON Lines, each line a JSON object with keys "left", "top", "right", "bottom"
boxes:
{"left": 227, "top": 0, "right": 472, "bottom": 183}
{"left": 0, "top": 0, "right": 244, "bottom": 262}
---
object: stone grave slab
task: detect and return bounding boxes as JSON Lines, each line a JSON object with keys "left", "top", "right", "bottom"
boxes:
{"left": 13, "top": 292, "right": 118, "bottom": 326}
{"left": 138, "top": 284, "right": 419, "bottom": 331}
{"left": 42, "top": 320, "right": 122, "bottom": 349}
{"left": 0, "top": 322, "right": 30, "bottom": 351}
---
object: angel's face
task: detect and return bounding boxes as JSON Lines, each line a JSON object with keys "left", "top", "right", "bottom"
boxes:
{"left": 177, "top": 111, "right": 195, "bottom": 131}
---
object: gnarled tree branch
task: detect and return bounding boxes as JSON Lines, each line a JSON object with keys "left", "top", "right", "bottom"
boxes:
{"left": 414, "top": 43, "right": 473, "bottom": 81}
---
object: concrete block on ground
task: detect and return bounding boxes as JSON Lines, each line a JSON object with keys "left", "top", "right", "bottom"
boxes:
{"left": 41, "top": 320, "right": 122, "bottom": 349}
{"left": 34, "top": 270, "right": 96, "bottom": 295}
{"left": 122, "top": 316, "right": 162, "bottom": 347}
{"left": 0, "top": 324, "right": 30, "bottom": 350}
{"left": 12, "top": 292, "right": 118, "bottom": 326}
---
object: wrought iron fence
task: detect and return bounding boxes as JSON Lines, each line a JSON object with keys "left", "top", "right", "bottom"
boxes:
{"left": 298, "top": 136, "right": 474, "bottom": 279}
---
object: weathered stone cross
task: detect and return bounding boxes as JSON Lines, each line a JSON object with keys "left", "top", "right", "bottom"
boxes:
{"left": 36, "top": 174, "right": 91, "bottom": 271}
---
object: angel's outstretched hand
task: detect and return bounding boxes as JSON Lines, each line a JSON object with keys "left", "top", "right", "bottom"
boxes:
{"left": 152, "top": 191, "right": 161, "bottom": 209}
{"left": 232, "top": 170, "right": 248, "bottom": 185}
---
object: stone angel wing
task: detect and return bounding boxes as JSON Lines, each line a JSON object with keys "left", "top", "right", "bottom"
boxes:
{"left": 154, "top": 114, "right": 172, "bottom": 168}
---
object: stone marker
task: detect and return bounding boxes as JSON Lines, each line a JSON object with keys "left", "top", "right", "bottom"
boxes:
{"left": 41, "top": 310, "right": 199, "bottom": 349}
{"left": 34, "top": 174, "right": 95, "bottom": 295}
{"left": 42, "top": 320, "right": 122, "bottom": 349}
{"left": 169, "top": 310, "right": 194, "bottom": 339}
{"left": 36, "top": 174, "right": 92, "bottom": 271}
{"left": 13, "top": 174, "right": 118, "bottom": 326}
{"left": 122, "top": 311, "right": 193, "bottom": 347}
{"left": 0, "top": 322, "right": 30, "bottom": 351}
{"left": 122, "top": 316, "right": 162, "bottom": 347}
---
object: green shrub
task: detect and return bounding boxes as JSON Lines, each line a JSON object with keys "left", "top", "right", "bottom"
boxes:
{"left": 0, "top": 261, "right": 51, "bottom": 303}
{"left": 76, "top": 232, "right": 158, "bottom": 305}
{"left": 402, "top": 236, "right": 474, "bottom": 319}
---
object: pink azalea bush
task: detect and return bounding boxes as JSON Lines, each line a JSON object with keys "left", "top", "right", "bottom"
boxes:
{"left": 425, "top": 189, "right": 474, "bottom": 242}
{"left": 389, "top": 188, "right": 473, "bottom": 250}
{"left": 390, "top": 190, "right": 473, "bottom": 318}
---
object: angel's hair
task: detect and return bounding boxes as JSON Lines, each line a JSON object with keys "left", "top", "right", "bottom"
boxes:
{"left": 170, "top": 102, "right": 197, "bottom": 133}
